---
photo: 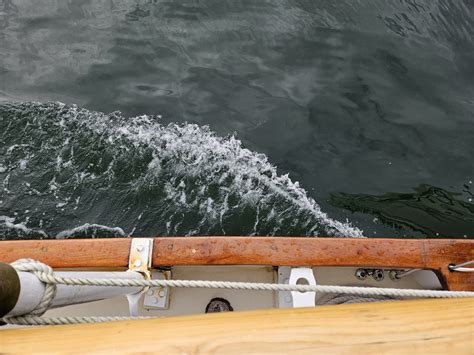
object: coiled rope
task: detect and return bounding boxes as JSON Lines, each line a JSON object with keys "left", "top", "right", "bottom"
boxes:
{"left": 3, "top": 259, "right": 474, "bottom": 326}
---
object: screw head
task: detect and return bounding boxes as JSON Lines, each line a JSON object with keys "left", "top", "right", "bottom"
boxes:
{"left": 373, "top": 269, "right": 385, "bottom": 281}
{"left": 355, "top": 269, "right": 368, "bottom": 280}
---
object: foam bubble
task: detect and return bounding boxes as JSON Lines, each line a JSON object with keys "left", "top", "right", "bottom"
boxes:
{"left": 55, "top": 223, "right": 126, "bottom": 239}
{"left": 0, "top": 215, "right": 49, "bottom": 239}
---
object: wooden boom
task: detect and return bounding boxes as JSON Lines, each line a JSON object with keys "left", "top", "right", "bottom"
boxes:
{"left": 0, "top": 237, "right": 472, "bottom": 291}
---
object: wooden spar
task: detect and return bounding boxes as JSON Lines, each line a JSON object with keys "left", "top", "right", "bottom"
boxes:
{"left": 0, "top": 237, "right": 472, "bottom": 290}
{"left": 1, "top": 298, "right": 473, "bottom": 353}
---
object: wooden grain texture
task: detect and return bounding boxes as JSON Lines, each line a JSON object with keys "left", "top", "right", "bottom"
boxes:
{"left": 0, "top": 237, "right": 472, "bottom": 290}
{"left": 153, "top": 237, "right": 474, "bottom": 291}
{"left": 1, "top": 298, "right": 473, "bottom": 354}
{"left": 0, "top": 238, "right": 131, "bottom": 268}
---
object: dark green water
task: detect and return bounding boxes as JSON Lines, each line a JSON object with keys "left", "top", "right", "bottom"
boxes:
{"left": 0, "top": 0, "right": 473, "bottom": 239}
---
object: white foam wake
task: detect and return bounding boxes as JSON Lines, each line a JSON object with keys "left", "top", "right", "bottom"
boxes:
{"left": 74, "top": 105, "right": 364, "bottom": 237}
{"left": 0, "top": 102, "right": 364, "bottom": 238}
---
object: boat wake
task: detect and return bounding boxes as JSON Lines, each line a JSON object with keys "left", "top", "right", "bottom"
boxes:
{"left": 0, "top": 102, "right": 363, "bottom": 239}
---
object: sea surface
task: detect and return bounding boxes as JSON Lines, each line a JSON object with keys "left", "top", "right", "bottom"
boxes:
{"left": 0, "top": 0, "right": 473, "bottom": 239}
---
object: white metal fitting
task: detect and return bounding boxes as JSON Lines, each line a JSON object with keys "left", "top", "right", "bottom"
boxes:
{"left": 277, "top": 267, "right": 317, "bottom": 308}
{"left": 143, "top": 270, "right": 171, "bottom": 310}
{"left": 289, "top": 267, "right": 316, "bottom": 308}
{"left": 127, "top": 238, "right": 170, "bottom": 310}
{"left": 126, "top": 238, "right": 153, "bottom": 316}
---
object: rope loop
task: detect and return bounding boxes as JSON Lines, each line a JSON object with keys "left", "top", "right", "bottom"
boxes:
{"left": 9, "top": 259, "right": 57, "bottom": 316}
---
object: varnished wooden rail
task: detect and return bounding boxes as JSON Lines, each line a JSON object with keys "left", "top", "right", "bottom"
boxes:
{"left": 1, "top": 298, "right": 473, "bottom": 353}
{"left": 0, "top": 237, "right": 472, "bottom": 290}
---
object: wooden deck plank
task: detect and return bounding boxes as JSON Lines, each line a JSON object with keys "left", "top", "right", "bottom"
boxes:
{"left": 1, "top": 298, "right": 473, "bottom": 354}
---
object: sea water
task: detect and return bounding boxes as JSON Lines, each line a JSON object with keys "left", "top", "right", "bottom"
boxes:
{"left": 0, "top": 1, "right": 472, "bottom": 239}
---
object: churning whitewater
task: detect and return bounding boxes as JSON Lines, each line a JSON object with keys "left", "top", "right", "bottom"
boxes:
{"left": 0, "top": 102, "right": 363, "bottom": 239}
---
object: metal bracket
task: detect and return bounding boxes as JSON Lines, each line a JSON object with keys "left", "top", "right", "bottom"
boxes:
{"left": 289, "top": 267, "right": 316, "bottom": 308}
{"left": 127, "top": 238, "right": 153, "bottom": 316}
{"left": 143, "top": 270, "right": 171, "bottom": 310}
{"left": 277, "top": 267, "right": 316, "bottom": 308}
{"left": 127, "top": 238, "right": 171, "bottom": 311}
{"left": 128, "top": 238, "right": 153, "bottom": 275}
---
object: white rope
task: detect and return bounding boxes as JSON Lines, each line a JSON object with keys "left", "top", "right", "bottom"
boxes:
{"left": 449, "top": 260, "right": 474, "bottom": 273}
{"left": 3, "top": 259, "right": 474, "bottom": 325}
{"left": 4, "top": 315, "right": 152, "bottom": 326}
{"left": 31, "top": 274, "right": 474, "bottom": 298}
{"left": 318, "top": 294, "right": 395, "bottom": 305}
{"left": 9, "top": 259, "right": 57, "bottom": 316}
{"left": 10, "top": 259, "right": 474, "bottom": 297}
{"left": 2, "top": 260, "right": 154, "bottom": 325}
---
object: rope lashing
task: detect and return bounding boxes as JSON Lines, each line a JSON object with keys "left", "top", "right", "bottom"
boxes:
{"left": 2, "top": 259, "right": 152, "bottom": 326}
{"left": 10, "top": 259, "right": 57, "bottom": 316}
{"left": 3, "top": 259, "right": 61, "bottom": 326}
